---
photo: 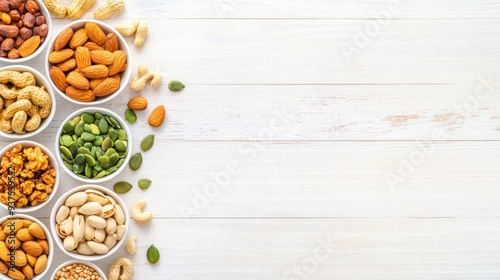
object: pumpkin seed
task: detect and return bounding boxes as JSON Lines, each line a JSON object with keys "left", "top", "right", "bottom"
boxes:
{"left": 81, "top": 132, "right": 96, "bottom": 141}
{"left": 124, "top": 109, "right": 137, "bottom": 123}
{"left": 114, "top": 181, "right": 132, "bottom": 194}
{"left": 81, "top": 112, "right": 95, "bottom": 124}
{"left": 74, "top": 154, "right": 85, "bottom": 165}
{"left": 106, "top": 116, "right": 121, "bottom": 128}
{"left": 168, "top": 80, "right": 185, "bottom": 91}
{"left": 114, "top": 140, "right": 127, "bottom": 152}
{"left": 129, "top": 152, "right": 142, "bottom": 171}
{"left": 147, "top": 244, "right": 160, "bottom": 264}
{"left": 61, "top": 134, "right": 73, "bottom": 146}
{"left": 138, "top": 179, "right": 152, "bottom": 190}
{"left": 63, "top": 121, "right": 76, "bottom": 133}
{"left": 75, "top": 122, "right": 85, "bottom": 136}
{"left": 140, "top": 134, "right": 155, "bottom": 152}
{"left": 117, "top": 129, "right": 127, "bottom": 141}
{"left": 60, "top": 146, "right": 73, "bottom": 159}
{"left": 84, "top": 154, "right": 96, "bottom": 166}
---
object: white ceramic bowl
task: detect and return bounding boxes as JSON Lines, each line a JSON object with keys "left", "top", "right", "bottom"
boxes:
{"left": 55, "top": 107, "right": 132, "bottom": 183}
{"left": 0, "top": 0, "right": 52, "bottom": 63}
{"left": 0, "top": 140, "right": 59, "bottom": 213}
{"left": 50, "top": 260, "right": 107, "bottom": 280}
{"left": 0, "top": 65, "right": 56, "bottom": 139}
{"left": 50, "top": 184, "right": 129, "bottom": 261}
{"left": 45, "top": 19, "right": 131, "bottom": 105}
{"left": 0, "top": 214, "right": 53, "bottom": 280}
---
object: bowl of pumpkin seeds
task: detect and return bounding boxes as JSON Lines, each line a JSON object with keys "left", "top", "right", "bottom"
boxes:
{"left": 55, "top": 107, "right": 132, "bottom": 183}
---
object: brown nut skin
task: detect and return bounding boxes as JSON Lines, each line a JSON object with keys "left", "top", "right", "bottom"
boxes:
{"left": 14, "top": 35, "right": 23, "bottom": 48}
{"left": 35, "top": 15, "right": 44, "bottom": 25}
{"left": 33, "top": 23, "right": 47, "bottom": 36}
{"left": 8, "top": 0, "right": 21, "bottom": 10}
{"left": 0, "top": 25, "right": 18, "bottom": 37}
{"left": 7, "top": 48, "right": 18, "bottom": 58}
{"left": 0, "top": 37, "right": 13, "bottom": 50}
{"left": 8, "top": 9, "right": 19, "bottom": 21}
{"left": 22, "top": 12, "right": 34, "bottom": 28}
{"left": 19, "top": 26, "right": 31, "bottom": 40}
{"left": 24, "top": 0, "right": 39, "bottom": 13}
{"left": 0, "top": 0, "right": 9, "bottom": 13}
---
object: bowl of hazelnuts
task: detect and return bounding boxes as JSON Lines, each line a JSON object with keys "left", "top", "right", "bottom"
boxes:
{"left": 0, "top": 0, "right": 52, "bottom": 62}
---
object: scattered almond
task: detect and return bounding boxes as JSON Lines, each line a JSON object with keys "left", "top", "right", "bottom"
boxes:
{"left": 127, "top": 96, "right": 148, "bottom": 111}
{"left": 148, "top": 105, "right": 166, "bottom": 127}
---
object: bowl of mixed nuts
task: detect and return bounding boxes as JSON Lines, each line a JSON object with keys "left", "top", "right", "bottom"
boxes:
{"left": 45, "top": 19, "right": 131, "bottom": 105}
{"left": 0, "top": 214, "right": 54, "bottom": 280}
{"left": 51, "top": 260, "right": 107, "bottom": 280}
{"left": 55, "top": 107, "right": 131, "bottom": 183}
{"left": 0, "top": 0, "right": 52, "bottom": 62}
{"left": 0, "top": 140, "right": 59, "bottom": 213}
{"left": 50, "top": 184, "right": 129, "bottom": 261}
{"left": 0, "top": 65, "right": 56, "bottom": 139}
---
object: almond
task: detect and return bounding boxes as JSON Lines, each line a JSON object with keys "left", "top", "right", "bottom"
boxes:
{"left": 7, "top": 268, "right": 25, "bottom": 280}
{"left": 0, "top": 241, "right": 9, "bottom": 262}
{"left": 105, "top": 32, "right": 119, "bottom": 52}
{"left": 81, "top": 64, "right": 109, "bottom": 79}
{"left": 67, "top": 71, "right": 89, "bottom": 90}
{"left": 128, "top": 96, "right": 148, "bottom": 110}
{"left": 84, "top": 41, "right": 104, "bottom": 51}
{"left": 108, "top": 50, "right": 127, "bottom": 76}
{"left": 38, "top": 239, "right": 49, "bottom": 254}
{"left": 13, "top": 250, "right": 27, "bottom": 267}
{"left": 21, "top": 240, "right": 43, "bottom": 257}
{"left": 49, "top": 48, "right": 75, "bottom": 64}
{"left": 34, "top": 254, "right": 47, "bottom": 274}
{"left": 66, "top": 86, "right": 95, "bottom": 102}
{"left": 28, "top": 222, "right": 46, "bottom": 240}
{"left": 50, "top": 66, "right": 69, "bottom": 92}
{"left": 90, "top": 50, "right": 114, "bottom": 65}
{"left": 148, "top": 105, "right": 166, "bottom": 127}
{"left": 94, "top": 78, "right": 120, "bottom": 97}
{"left": 3, "top": 219, "right": 23, "bottom": 233}
{"left": 17, "top": 35, "right": 40, "bottom": 57}
{"left": 89, "top": 77, "right": 106, "bottom": 89}
{"left": 85, "top": 21, "right": 106, "bottom": 45}
{"left": 16, "top": 228, "right": 35, "bottom": 241}
{"left": 110, "top": 74, "right": 121, "bottom": 85}
{"left": 57, "top": 58, "right": 77, "bottom": 72}
{"left": 54, "top": 27, "right": 73, "bottom": 50}
{"left": 75, "top": 46, "right": 91, "bottom": 70}
{"left": 22, "top": 265, "right": 34, "bottom": 280}
{"left": 69, "top": 28, "right": 88, "bottom": 49}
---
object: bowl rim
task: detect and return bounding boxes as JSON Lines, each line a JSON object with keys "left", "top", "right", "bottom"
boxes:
{"left": 49, "top": 184, "right": 129, "bottom": 261}
{"left": 0, "top": 65, "right": 57, "bottom": 139}
{"left": 49, "top": 259, "right": 108, "bottom": 280}
{"left": 44, "top": 19, "right": 131, "bottom": 106}
{"left": 0, "top": 214, "right": 54, "bottom": 280}
{"left": 0, "top": 140, "right": 60, "bottom": 213}
{"left": 0, "top": 0, "right": 52, "bottom": 63}
{"left": 55, "top": 107, "right": 132, "bottom": 184}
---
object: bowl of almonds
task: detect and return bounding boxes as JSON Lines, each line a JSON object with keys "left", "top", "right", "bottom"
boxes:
{"left": 51, "top": 260, "right": 106, "bottom": 280}
{"left": 50, "top": 184, "right": 129, "bottom": 261}
{"left": 45, "top": 19, "right": 131, "bottom": 105}
{"left": 0, "top": 0, "right": 52, "bottom": 62}
{"left": 0, "top": 214, "right": 53, "bottom": 280}
{"left": 0, "top": 65, "right": 56, "bottom": 138}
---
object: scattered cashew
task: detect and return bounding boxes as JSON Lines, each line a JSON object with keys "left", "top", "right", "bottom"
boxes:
{"left": 126, "top": 235, "right": 136, "bottom": 255}
{"left": 108, "top": 257, "right": 133, "bottom": 280}
{"left": 131, "top": 199, "right": 153, "bottom": 224}
{"left": 134, "top": 21, "right": 148, "bottom": 47}
{"left": 67, "top": 0, "right": 96, "bottom": 19}
{"left": 115, "top": 19, "right": 148, "bottom": 47}
{"left": 40, "top": 0, "right": 67, "bottom": 18}
{"left": 94, "top": 0, "right": 126, "bottom": 20}
{"left": 130, "top": 64, "right": 162, "bottom": 92}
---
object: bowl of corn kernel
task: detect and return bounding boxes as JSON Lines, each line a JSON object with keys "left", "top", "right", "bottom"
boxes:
{"left": 0, "top": 140, "right": 59, "bottom": 213}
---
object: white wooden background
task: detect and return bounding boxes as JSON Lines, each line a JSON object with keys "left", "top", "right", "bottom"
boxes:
{"left": 2, "top": 0, "right": 500, "bottom": 279}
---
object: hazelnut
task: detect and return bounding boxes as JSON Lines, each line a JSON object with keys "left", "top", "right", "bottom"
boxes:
{"left": 13, "top": 35, "right": 22, "bottom": 48}
{"left": 8, "top": 9, "right": 19, "bottom": 21}
{"left": 25, "top": 0, "right": 38, "bottom": 13}
{"left": 8, "top": 0, "right": 21, "bottom": 10}
{"left": 0, "top": 37, "right": 13, "bottom": 50}
{"left": 33, "top": 23, "right": 47, "bottom": 36}
{"left": 35, "top": 15, "right": 44, "bottom": 25}
{"left": 15, "top": 17, "right": 22, "bottom": 28}
{"left": 22, "top": 12, "right": 34, "bottom": 28}
{"left": 0, "top": 0, "right": 9, "bottom": 13}
{"left": 7, "top": 47, "right": 18, "bottom": 58}
{"left": 19, "top": 26, "right": 31, "bottom": 40}
{"left": 0, "top": 49, "right": 7, "bottom": 57}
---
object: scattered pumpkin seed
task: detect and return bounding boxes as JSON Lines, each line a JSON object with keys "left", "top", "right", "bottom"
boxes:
{"left": 138, "top": 179, "right": 152, "bottom": 190}
{"left": 147, "top": 244, "right": 160, "bottom": 264}
{"left": 124, "top": 109, "right": 137, "bottom": 123}
{"left": 140, "top": 134, "right": 155, "bottom": 152}
{"left": 129, "top": 152, "right": 142, "bottom": 171}
{"left": 168, "top": 80, "right": 185, "bottom": 91}
{"left": 114, "top": 181, "right": 133, "bottom": 194}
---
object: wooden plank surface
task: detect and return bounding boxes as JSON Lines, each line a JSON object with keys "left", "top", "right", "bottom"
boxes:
{"left": 1, "top": 0, "right": 500, "bottom": 279}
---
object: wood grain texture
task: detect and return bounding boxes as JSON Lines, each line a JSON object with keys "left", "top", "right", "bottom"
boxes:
{"left": 1, "top": 0, "right": 499, "bottom": 279}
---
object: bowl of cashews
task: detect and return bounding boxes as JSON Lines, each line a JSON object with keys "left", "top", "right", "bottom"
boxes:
{"left": 0, "top": 65, "right": 56, "bottom": 139}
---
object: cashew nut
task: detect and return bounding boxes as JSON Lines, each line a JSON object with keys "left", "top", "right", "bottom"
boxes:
{"left": 108, "top": 257, "right": 133, "bottom": 280}
{"left": 126, "top": 235, "right": 136, "bottom": 255}
{"left": 131, "top": 199, "right": 153, "bottom": 224}
{"left": 129, "top": 64, "right": 162, "bottom": 92}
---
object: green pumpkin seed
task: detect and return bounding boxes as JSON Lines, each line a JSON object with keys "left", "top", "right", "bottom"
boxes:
{"left": 117, "top": 129, "right": 127, "bottom": 141}
{"left": 77, "top": 147, "right": 90, "bottom": 155}
{"left": 147, "top": 245, "right": 160, "bottom": 264}
{"left": 93, "top": 135, "right": 104, "bottom": 146}
{"left": 108, "top": 128, "right": 118, "bottom": 141}
{"left": 84, "top": 123, "right": 100, "bottom": 135}
{"left": 114, "top": 181, "right": 132, "bottom": 194}
{"left": 109, "top": 153, "right": 119, "bottom": 166}
{"left": 124, "top": 109, "right": 137, "bottom": 123}
{"left": 94, "top": 112, "right": 102, "bottom": 120}
{"left": 98, "top": 118, "right": 109, "bottom": 134}
{"left": 101, "top": 136, "right": 112, "bottom": 151}
{"left": 93, "top": 162, "right": 103, "bottom": 171}
{"left": 105, "top": 148, "right": 117, "bottom": 157}
{"left": 140, "top": 134, "right": 155, "bottom": 152}
{"left": 84, "top": 154, "right": 96, "bottom": 166}
{"left": 74, "top": 154, "right": 85, "bottom": 165}
{"left": 94, "top": 170, "right": 109, "bottom": 178}
{"left": 129, "top": 152, "right": 142, "bottom": 171}
{"left": 168, "top": 80, "right": 185, "bottom": 91}
{"left": 73, "top": 163, "right": 84, "bottom": 174}
{"left": 68, "top": 142, "right": 78, "bottom": 155}
{"left": 63, "top": 121, "right": 76, "bottom": 133}
{"left": 61, "top": 134, "right": 73, "bottom": 147}
{"left": 63, "top": 161, "right": 73, "bottom": 170}
{"left": 85, "top": 165, "right": 93, "bottom": 177}
{"left": 98, "top": 156, "right": 110, "bottom": 168}
{"left": 81, "top": 132, "right": 96, "bottom": 141}
{"left": 81, "top": 112, "right": 95, "bottom": 124}
{"left": 106, "top": 116, "right": 121, "bottom": 129}
{"left": 75, "top": 122, "right": 85, "bottom": 136}
{"left": 138, "top": 179, "right": 152, "bottom": 190}
{"left": 114, "top": 140, "right": 127, "bottom": 152}
{"left": 61, "top": 153, "right": 73, "bottom": 164}
{"left": 118, "top": 150, "right": 128, "bottom": 158}
{"left": 84, "top": 142, "right": 93, "bottom": 150}
{"left": 60, "top": 146, "right": 73, "bottom": 160}
{"left": 72, "top": 134, "right": 78, "bottom": 142}
{"left": 115, "top": 158, "right": 125, "bottom": 168}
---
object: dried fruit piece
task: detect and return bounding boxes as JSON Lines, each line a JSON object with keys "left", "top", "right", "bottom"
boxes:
{"left": 114, "top": 181, "right": 132, "bottom": 194}
{"left": 140, "top": 134, "right": 154, "bottom": 151}
{"left": 147, "top": 244, "right": 160, "bottom": 264}
{"left": 168, "top": 80, "right": 185, "bottom": 91}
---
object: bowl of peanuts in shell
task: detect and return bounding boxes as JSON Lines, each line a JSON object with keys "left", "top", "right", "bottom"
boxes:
{"left": 0, "top": 214, "right": 54, "bottom": 280}
{"left": 0, "top": 140, "right": 59, "bottom": 213}
{"left": 45, "top": 19, "right": 131, "bottom": 105}
{"left": 51, "top": 260, "right": 107, "bottom": 280}
{"left": 0, "top": 0, "right": 53, "bottom": 63}
{"left": 0, "top": 65, "right": 56, "bottom": 139}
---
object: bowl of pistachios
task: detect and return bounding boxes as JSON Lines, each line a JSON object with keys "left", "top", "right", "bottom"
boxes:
{"left": 55, "top": 107, "right": 131, "bottom": 183}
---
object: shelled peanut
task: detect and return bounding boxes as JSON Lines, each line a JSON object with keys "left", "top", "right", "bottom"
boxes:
{"left": 48, "top": 21, "right": 127, "bottom": 102}
{"left": 0, "top": 0, "right": 49, "bottom": 59}
{"left": 0, "top": 70, "right": 52, "bottom": 134}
